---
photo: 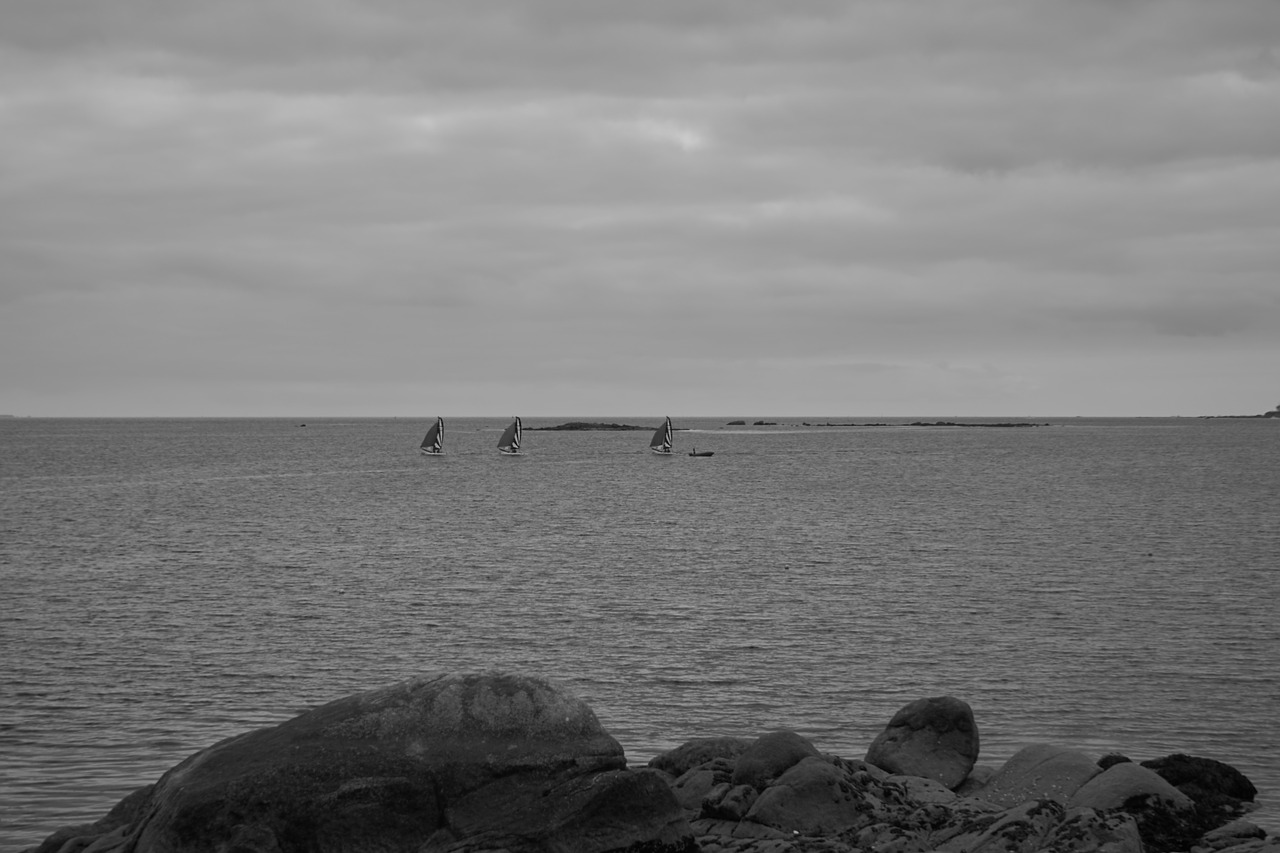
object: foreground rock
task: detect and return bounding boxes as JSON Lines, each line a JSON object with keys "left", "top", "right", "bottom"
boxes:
{"left": 654, "top": 737, "right": 1147, "bottom": 853}
{"left": 864, "top": 695, "right": 979, "bottom": 789}
{"left": 652, "top": 734, "right": 1271, "bottom": 853}
{"left": 648, "top": 737, "right": 753, "bottom": 778}
{"left": 30, "top": 673, "right": 693, "bottom": 853}
{"left": 647, "top": 695, "right": 1269, "bottom": 853}
{"left": 732, "top": 731, "right": 821, "bottom": 790}
{"left": 978, "top": 743, "right": 1104, "bottom": 808}
{"left": 28, "top": 686, "right": 1275, "bottom": 853}
{"left": 1142, "top": 753, "right": 1260, "bottom": 807}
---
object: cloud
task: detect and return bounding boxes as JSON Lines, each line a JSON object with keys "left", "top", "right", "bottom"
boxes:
{"left": 2, "top": 0, "right": 1279, "bottom": 415}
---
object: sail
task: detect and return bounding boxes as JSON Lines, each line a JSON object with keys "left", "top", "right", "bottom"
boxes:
{"left": 649, "top": 416, "right": 673, "bottom": 454}
{"left": 419, "top": 417, "right": 443, "bottom": 454}
{"left": 498, "top": 417, "right": 522, "bottom": 454}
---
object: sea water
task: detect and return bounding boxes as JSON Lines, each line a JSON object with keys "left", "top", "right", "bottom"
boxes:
{"left": 2, "top": 416, "right": 1277, "bottom": 848}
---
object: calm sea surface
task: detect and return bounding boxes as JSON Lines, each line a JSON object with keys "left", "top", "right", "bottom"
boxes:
{"left": 2, "top": 416, "right": 1278, "bottom": 848}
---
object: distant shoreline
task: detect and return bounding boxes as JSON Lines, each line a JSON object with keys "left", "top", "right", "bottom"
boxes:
{"left": 4, "top": 414, "right": 1276, "bottom": 422}
{"left": 530, "top": 422, "right": 650, "bottom": 431}
{"left": 797, "top": 420, "right": 1045, "bottom": 428}
{"left": 725, "top": 419, "right": 1047, "bottom": 427}
{"left": 529, "top": 420, "right": 1052, "bottom": 431}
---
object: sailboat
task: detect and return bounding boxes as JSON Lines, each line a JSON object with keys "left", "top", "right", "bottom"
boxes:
{"left": 497, "top": 417, "right": 523, "bottom": 455}
{"left": 649, "top": 416, "right": 674, "bottom": 455}
{"left": 419, "top": 417, "right": 444, "bottom": 456}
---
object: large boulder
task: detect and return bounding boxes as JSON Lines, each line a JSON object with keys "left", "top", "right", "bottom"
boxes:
{"left": 730, "top": 730, "right": 820, "bottom": 790}
{"left": 646, "top": 736, "right": 752, "bottom": 778}
{"left": 31, "top": 672, "right": 694, "bottom": 853}
{"left": 1140, "top": 754, "right": 1258, "bottom": 806}
{"left": 1068, "top": 761, "right": 1193, "bottom": 811}
{"left": 742, "top": 756, "right": 880, "bottom": 835}
{"left": 667, "top": 757, "right": 736, "bottom": 814}
{"left": 978, "top": 744, "right": 1102, "bottom": 808}
{"left": 864, "top": 695, "right": 980, "bottom": 789}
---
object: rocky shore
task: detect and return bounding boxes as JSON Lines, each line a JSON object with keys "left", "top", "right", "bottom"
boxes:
{"left": 25, "top": 673, "right": 1275, "bottom": 853}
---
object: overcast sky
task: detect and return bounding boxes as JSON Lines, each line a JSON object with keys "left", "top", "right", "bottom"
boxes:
{"left": 3, "top": 1, "right": 1278, "bottom": 417}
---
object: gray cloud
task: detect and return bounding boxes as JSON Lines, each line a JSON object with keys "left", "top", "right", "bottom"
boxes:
{"left": 2, "top": 0, "right": 1278, "bottom": 415}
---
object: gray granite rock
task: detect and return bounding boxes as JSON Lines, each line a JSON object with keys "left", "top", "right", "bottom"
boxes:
{"left": 648, "top": 736, "right": 753, "bottom": 778}
{"left": 865, "top": 696, "right": 980, "bottom": 790}
{"left": 978, "top": 743, "right": 1102, "bottom": 808}
{"left": 932, "top": 799, "right": 1068, "bottom": 853}
{"left": 743, "top": 756, "right": 879, "bottom": 835}
{"left": 1195, "top": 818, "right": 1269, "bottom": 851}
{"left": 1069, "top": 761, "right": 1194, "bottom": 811}
{"left": 30, "top": 673, "right": 694, "bottom": 853}
{"left": 731, "top": 730, "right": 821, "bottom": 790}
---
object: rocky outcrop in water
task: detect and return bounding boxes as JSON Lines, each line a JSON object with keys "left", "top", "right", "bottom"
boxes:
{"left": 28, "top": 673, "right": 693, "bottom": 853}
{"left": 655, "top": 735, "right": 1271, "bottom": 853}
{"left": 1204, "top": 403, "right": 1280, "bottom": 418}
{"left": 658, "top": 743, "right": 1147, "bottom": 852}
{"left": 534, "top": 422, "right": 650, "bottom": 430}
{"left": 26, "top": 682, "right": 1275, "bottom": 853}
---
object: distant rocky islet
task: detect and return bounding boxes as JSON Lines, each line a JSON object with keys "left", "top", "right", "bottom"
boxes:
{"left": 727, "top": 420, "right": 1047, "bottom": 427}
{"left": 524, "top": 416, "right": 1277, "bottom": 431}
{"left": 25, "top": 673, "right": 1275, "bottom": 853}
{"left": 532, "top": 422, "right": 653, "bottom": 431}
{"left": 1203, "top": 406, "right": 1280, "bottom": 419}
{"left": 539, "top": 420, "right": 1049, "bottom": 429}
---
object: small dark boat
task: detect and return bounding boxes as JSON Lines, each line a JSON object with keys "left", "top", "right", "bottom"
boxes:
{"left": 688, "top": 447, "right": 714, "bottom": 457}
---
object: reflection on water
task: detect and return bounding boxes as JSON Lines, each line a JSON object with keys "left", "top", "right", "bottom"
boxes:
{"left": 2, "top": 416, "right": 1278, "bottom": 847}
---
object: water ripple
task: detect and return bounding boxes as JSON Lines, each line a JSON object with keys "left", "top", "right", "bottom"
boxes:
{"left": 2, "top": 417, "right": 1278, "bottom": 847}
